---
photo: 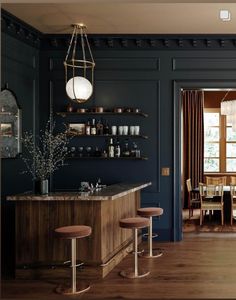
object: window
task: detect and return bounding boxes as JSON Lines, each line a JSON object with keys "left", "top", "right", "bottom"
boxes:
{"left": 204, "top": 109, "right": 236, "bottom": 172}
{"left": 226, "top": 119, "right": 236, "bottom": 171}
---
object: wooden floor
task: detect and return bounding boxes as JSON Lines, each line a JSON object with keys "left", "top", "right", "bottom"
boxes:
{"left": 183, "top": 208, "right": 236, "bottom": 232}
{"left": 3, "top": 234, "right": 236, "bottom": 299}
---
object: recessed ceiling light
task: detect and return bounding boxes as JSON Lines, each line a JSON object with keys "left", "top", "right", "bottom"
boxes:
{"left": 220, "top": 10, "right": 231, "bottom": 22}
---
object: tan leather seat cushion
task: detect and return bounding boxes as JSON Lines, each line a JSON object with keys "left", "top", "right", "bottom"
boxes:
{"left": 55, "top": 225, "right": 92, "bottom": 239}
{"left": 137, "top": 207, "right": 163, "bottom": 217}
{"left": 119, "top": 217, "right": 150, "bottom": 229}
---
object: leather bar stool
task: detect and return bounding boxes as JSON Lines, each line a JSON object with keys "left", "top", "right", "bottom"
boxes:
{"left": 137, "top": 207, "right": 163, "bottom": 258}
{"left": 119, "top": 217, "right": 150, "bottom": 279}
{"left": 54, "top": 225, "right": 92, "bottom": 295}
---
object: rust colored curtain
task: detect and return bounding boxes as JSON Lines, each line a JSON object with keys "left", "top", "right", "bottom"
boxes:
{"left": 182, "top": 90, "right": 204, "bottom": 208}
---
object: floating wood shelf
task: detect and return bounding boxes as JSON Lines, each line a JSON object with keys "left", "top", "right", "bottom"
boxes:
{"left": 57, "top": 111, "right": 148, "bottom": 117}
{"left": 67, "top": 156, "right": 148, "bottom": 160}
{"left": 67, "top": 134, "right": 148, "bottom": 139}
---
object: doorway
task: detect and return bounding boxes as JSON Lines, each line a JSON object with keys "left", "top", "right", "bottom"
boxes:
{"left": 173, "top": 81, "right": 236, "bottom": 240}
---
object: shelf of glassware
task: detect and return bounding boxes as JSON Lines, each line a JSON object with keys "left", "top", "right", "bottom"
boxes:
{"left": 67, "top": 156, "right": 148, "bottom": 160}
{"left": 67, "top": 134, "right": 148, "bottom": 139}
{"left": 56, "top": 111, "right": 148, "bottom": 117}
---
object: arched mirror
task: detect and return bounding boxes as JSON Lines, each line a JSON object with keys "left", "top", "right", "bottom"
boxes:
{"left": 0, "top": 88, "right": 22, "bottom": 158}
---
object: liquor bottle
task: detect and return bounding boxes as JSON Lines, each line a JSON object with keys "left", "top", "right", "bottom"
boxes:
{"left": 108, "top": 138, "right": 115, "bottom": 158}
{"left": 66, "top": 103, "right": 73, "bottom": 112}
{"left": 85, "top": 120, "right": 91, "bottom": 135}
{"left": 115, "top": 139, "right": 121, "bottom": 158}
{"left": 90, "top": 118, "right": 97, "bottom": 135}
{"left": 96, "top": 119, "right": 104, "bottom": 135}
{"left": 130, "top": 142, "right": 137, "bottom": 157}
{"left": 103, "top": 120, "right": 110, "bottom": 135}
{"left": 122, "top": 140, "right": 130, "bottom": 157}
{"left": 94, "top": 146, "right": 101, "bottom": 157}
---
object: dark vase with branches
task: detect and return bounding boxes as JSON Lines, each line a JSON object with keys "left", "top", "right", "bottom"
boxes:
{"left": 21, "top": 118, "right": 71, "bottom": 194}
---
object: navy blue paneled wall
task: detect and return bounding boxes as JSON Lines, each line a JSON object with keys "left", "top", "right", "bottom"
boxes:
{"left": 1, "top": 15, "right": 40, "bottom": 277}
{"left": 40, "top": 48, "right": 166, "bottom": 233}
{"left": 41, "top": 44, "right": 236, "bottom": 244}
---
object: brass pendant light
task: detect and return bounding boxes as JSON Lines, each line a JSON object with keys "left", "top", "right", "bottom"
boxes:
{"left": 64, "top": 23, "right": 95, "bottom": 104}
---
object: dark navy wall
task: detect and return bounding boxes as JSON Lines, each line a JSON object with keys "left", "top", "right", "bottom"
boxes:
{"left": 40, "top": 42, "right": 236, "bottom": 244}
{"left": 3, "top": 9, "right": 236, "bottom": 278}
{"left": 1, "top": 13, "right": 40, "bottom": 277}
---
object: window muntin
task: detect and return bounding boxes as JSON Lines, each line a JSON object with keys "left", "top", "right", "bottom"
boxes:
{"left": 204, "top": 110, "right": 236, "bottom": 173}
{"left": 204, "top": 111, "right": 220, "bottom": 172}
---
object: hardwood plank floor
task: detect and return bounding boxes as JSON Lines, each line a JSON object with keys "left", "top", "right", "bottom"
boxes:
{"left": 2, "top": 233, "right": 236, "bottom": 299}
{"left": 183, "top": 208, "right": 236, "bottom": 232}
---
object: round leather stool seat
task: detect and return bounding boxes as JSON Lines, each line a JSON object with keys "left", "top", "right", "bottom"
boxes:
{"left": 137, "top": 207, "right": 163, "bottom": 217}
{"left": 55, "top": 225, "right": 92, "bottom": 239}
{"left": 119, "top": 217, "right": 150, "bottom": 229}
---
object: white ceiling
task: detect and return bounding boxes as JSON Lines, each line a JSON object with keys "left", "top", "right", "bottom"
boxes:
{"left": 2, "top": 1, "right": 236, "bottom": 34}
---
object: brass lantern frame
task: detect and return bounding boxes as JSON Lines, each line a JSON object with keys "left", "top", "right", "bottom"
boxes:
{"left": 64, "top": 23, "right": 95, "bottom": 103}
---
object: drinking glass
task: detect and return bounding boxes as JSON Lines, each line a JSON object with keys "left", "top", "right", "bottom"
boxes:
{"left": 78, "top": 146, "right": 84, "bottom": 157}
{"left": 134, "top": 126, "right": 140, "bottom": 135}
{"left": 118, "top": 126, "right": 124, "bottom": 135}
{"left": 123, "top": 126, "right": 128, "bottom": 135}
{"left": 129, "top": 126, "right": 135, "bottom": 135}
{"left": 111, "top": 126, "right": 117, "bottom": 135}
{"left": 86, "top": 146, "right": 92, "bottom": 157}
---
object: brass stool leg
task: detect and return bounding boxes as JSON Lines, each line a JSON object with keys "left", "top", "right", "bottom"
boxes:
{"left": 120, "top": 228, "right": 150, "bottom": 279}
{"left": 71, "top": 238, "right": 76, "bottom": 293}
{"left": 56, "top": 238, "right": 90, "bottom": 295}
{"left": 141, "top": 216, "right": 163, "bottom": 258}
{"left": 134, "top": 228, "right": 138, "bottom": 277}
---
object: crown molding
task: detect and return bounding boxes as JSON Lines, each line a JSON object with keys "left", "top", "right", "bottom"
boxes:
{"left": 2, "top": 9, "right": 236, "bottom": 51}
{"left": 42, "top": 34, "right": 236, "bottom": 51}
{"left": 1, "top": 9, "right": 41, "bottom": 48}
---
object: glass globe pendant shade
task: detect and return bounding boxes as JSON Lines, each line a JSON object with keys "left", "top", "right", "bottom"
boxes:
{"left": 66, "top": 76, "right": 93, "bottom": 103}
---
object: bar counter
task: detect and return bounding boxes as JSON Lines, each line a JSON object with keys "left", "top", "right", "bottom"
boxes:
{"left": 7, "top": 182, "right": 151, "bottom": 201}
{"left": 7, "top": 182, "right": 151, "bottom": 279}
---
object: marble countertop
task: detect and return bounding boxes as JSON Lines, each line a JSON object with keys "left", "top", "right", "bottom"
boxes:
{"left": 7, "top": 182, "right": 152, "bottom": 201}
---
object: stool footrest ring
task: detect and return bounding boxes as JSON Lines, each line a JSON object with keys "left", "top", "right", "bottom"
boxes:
{"left": 142, "top": 233, "right": 158, "bottom": 239}
{"left": 63, "top": 260, "right": 84, "bottom": 268}
{"left": 139, "top": 248, "right": 163, "bottom": 259}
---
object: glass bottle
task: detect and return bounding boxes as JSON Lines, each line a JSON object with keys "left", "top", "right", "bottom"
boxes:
{"left": 108, "top": 138, "right": 115, "bottom": 158}
{"left": 90, "top": 118, "right": 97, "bottom": 135}
{"left": 131, "top": 142, "right": 137, "bottom": 157}
{"left": 85, "top": 120, "right": 91, "bottom": 135}
{"left": 122, "top": 140, "right": 130, "bottom": 157}
{"left": 96, "top": 119, "right": 104, "bottom": 135}
{"left": 103, "top": 120, "right": 109, "bottom": 135}
{"left": 115, "top": 139, "right": 121, "bottom": 158}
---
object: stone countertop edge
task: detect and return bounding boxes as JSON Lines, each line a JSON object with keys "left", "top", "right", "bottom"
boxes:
{"left": 6, "top": 182, "right": 152, "bottom": 201}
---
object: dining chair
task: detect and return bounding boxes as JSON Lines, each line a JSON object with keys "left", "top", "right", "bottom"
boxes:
{"left": 205, "top": 176, "right": 227, "bottom": 185}
{"left": 186, "top": 179, "right": 200, "bottom": 219}
{"left": 230, "top": 184, "right": 236, "bottom": 225}
{"left": 230, "top": 176, "right": 236, "bottom": 185}
{"left": 199, "top": 183, "right": 224, "bottom": 226}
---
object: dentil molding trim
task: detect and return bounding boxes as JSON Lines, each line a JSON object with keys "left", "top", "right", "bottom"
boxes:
{"left": 2, "top": 10, "right": 236, "bottom": 50}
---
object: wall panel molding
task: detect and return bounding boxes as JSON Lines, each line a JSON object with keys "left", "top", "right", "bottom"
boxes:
{"left": 156, "top": 80, "right": 161, "bottom": 193}
{"left": 50, "top": 57, "right": 160, "bottom": 71}
{"left": 173, "top": 57, "right": 236, "bottom": 71}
